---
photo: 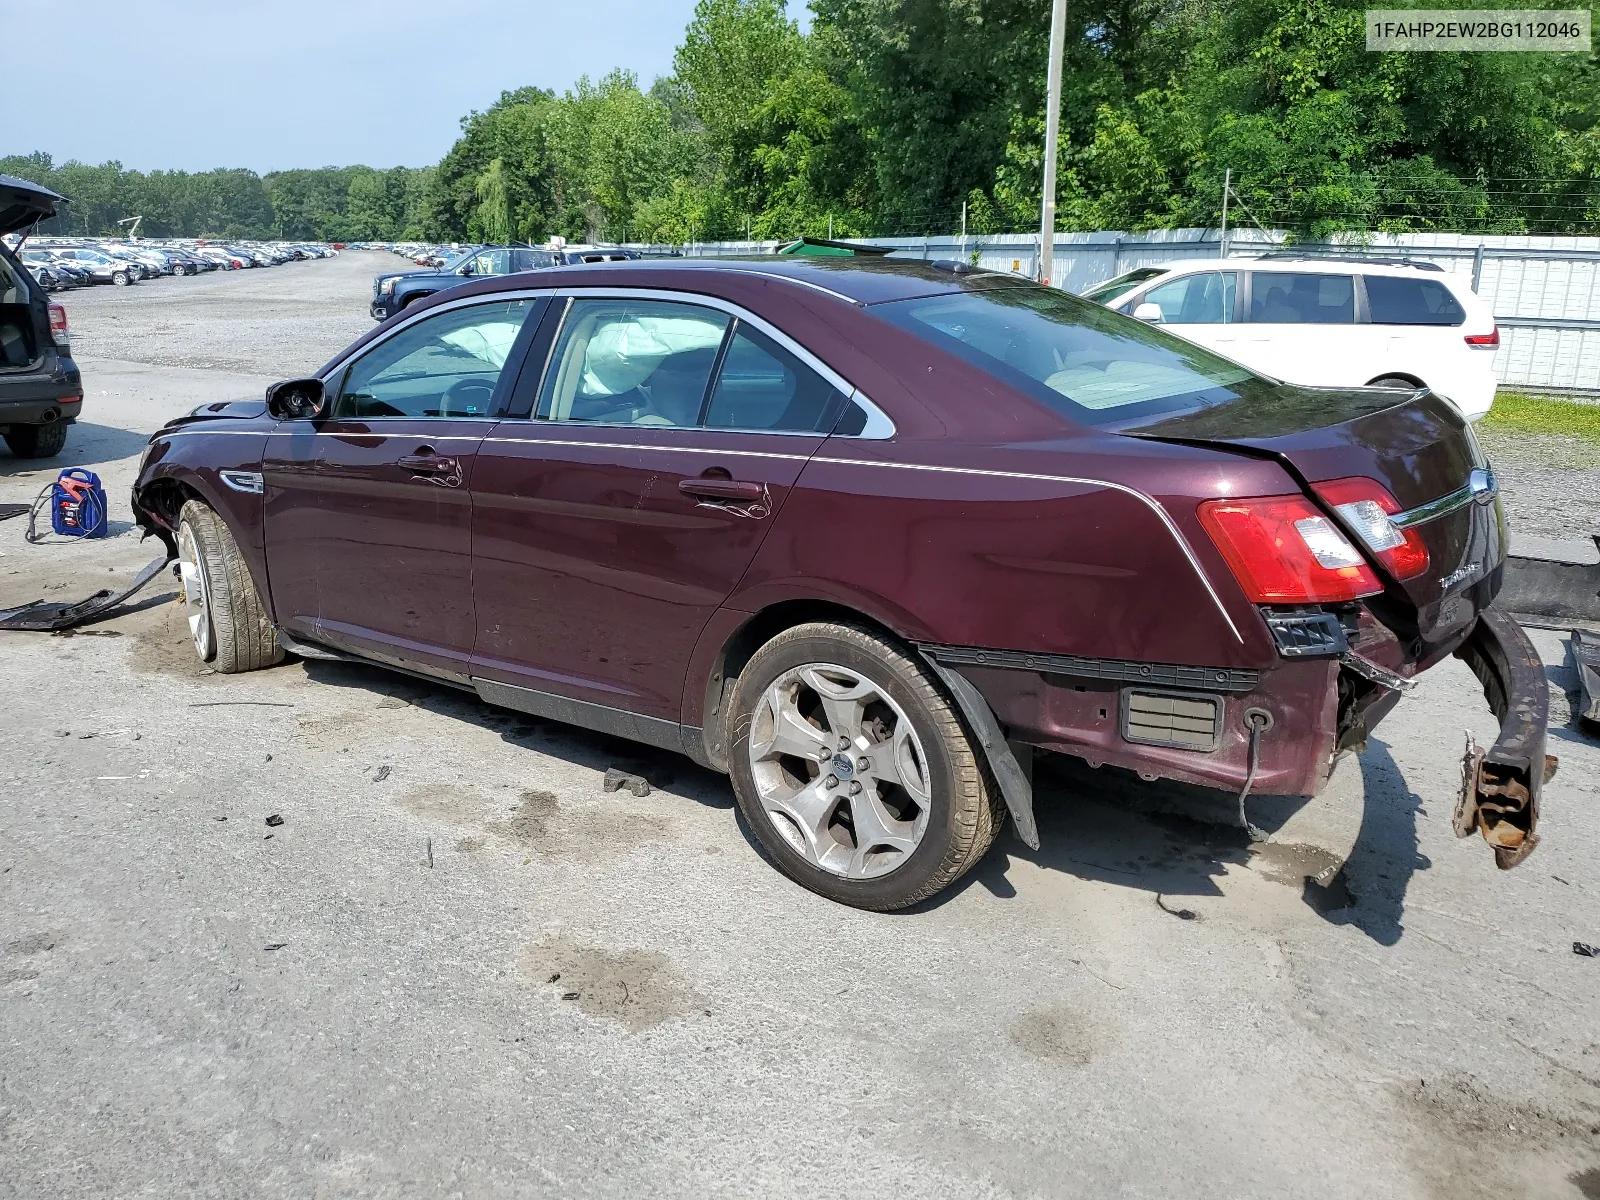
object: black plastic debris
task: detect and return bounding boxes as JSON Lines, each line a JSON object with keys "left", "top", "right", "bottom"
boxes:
{"left": 265, "top": 814, "right": 284, "bottom": 827}
{"left": 372, "top": 765, "right": 391, "bottom": 783}
{"left": 1575, "top": 942, "right": 1599, "bottom": 957}
{"left": 263, "top": 943, "right": 288, "bottom": 951}
{"left": 0, "top": 555, "right": 172, "bottom": 632}
{"left": 1575, "top": 629, "right": 1598, "bottom": 729}
{"left": 603, "top": 767, "right": 651, "bottom": 797}
{"left": 1157, "top": 895, "right": 1198, "bottom": 921}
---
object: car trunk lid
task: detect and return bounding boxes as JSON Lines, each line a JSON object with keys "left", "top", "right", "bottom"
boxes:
{"left": 1123, "top": 384, "right": 1506, "bottom": 647}
{"left": 0, "top": 175, "right": 66, "bottom": 236}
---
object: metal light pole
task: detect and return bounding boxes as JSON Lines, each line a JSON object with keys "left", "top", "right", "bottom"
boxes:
{"left": 1038, "top": 0, "right": 1068, "bottom": 285}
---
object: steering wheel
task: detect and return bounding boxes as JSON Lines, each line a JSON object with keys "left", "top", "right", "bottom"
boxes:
{"left": 439, "top": 377, "right": 496, "bottom": 417}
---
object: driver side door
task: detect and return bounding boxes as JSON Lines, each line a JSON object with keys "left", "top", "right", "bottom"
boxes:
{"left": 263, "top": 295, "right": 547, "bottom": 680}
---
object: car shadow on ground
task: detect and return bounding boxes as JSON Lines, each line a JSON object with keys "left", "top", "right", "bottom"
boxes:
{"left": 294, "top": 655, "right": 1430, "bottom": 939}
{"left": 297, "top": 658, "right": 736, "bottom": 813}
{"left": 0, "top": 422, "right": 152, "bottom": 477}
{"left": 941, "top": 740, "right": 1428, "bottom": 945}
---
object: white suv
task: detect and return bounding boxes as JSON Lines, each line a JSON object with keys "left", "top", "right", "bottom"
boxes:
{"left": 1081, "top": 256, "right": 1500, "bottom": 420}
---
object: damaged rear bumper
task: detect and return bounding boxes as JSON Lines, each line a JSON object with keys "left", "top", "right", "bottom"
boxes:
{"left": 1452, "top": 607, "right": 1557, "bottom": 869}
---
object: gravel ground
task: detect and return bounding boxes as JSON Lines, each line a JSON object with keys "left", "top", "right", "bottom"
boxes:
{"left": 1475, "top": 427, "right": 1600, "bottom": 552}
{"left": 2, "top": 253, "right": 1598, "bottom": 1200}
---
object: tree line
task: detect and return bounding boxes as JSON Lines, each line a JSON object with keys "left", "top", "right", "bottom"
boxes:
{"left": 7, "top": 0, "right": 1598, "bottom": 244}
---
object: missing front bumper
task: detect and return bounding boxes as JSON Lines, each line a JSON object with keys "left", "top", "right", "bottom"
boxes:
{"left": 1453, "top": 607, "right": 1557, "bottom": 869}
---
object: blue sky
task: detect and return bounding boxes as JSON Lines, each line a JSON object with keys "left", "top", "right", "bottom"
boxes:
{"left": 5, "top": 0, "right": 779, "bottom": 174}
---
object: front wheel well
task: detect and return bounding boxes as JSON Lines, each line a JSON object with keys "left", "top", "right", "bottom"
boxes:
{"left": 695, "top": 599, "right": 910, "bottom": 772}
{"left": 134, "top": 476, "right": 203, "bottom": 555}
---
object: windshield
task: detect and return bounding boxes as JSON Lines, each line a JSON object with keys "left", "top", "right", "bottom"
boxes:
{"left": 875, "top": 287, "right": 1263, "bottom": 426}
{"left": 1079, "top": 268, "right": 1168, "bottom": 306}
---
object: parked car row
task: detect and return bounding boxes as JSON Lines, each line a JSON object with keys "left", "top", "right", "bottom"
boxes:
{"left": 369, "top": 241, "right": 640, "bottom": 321}
{"left": 5, "top": 238, "right": 338, "bottom": 291}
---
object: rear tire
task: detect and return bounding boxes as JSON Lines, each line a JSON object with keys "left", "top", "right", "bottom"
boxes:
{"left": 1369, "top": 375, "right": 1419, "bottom": 390}
{"left": 4, "top": 422, "right": 67, "bottom": 458}
{"left": 176, "top": 500, "right": 284, "bottom": 673}
{"left": 726, "top": 621, "right": 1005, "bottom": 911}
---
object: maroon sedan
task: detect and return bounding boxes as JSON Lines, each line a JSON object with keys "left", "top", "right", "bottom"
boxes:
{"left": 131, "top": 257, "right": 1551, "bottom": 909}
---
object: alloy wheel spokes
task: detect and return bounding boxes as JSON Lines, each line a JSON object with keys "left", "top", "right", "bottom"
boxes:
{"left": 177, "top": 527, "right": 212, "bottom": 660}
{"left": 747, "top": 662, "right": 932, "bottom": 880}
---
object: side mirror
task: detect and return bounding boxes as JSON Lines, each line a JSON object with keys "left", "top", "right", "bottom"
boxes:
{"left": 1132, "top": 302, "right": 1163, "bottom": 322}
{"left": 265, "top": 377, "right": 328, "bottom": 421}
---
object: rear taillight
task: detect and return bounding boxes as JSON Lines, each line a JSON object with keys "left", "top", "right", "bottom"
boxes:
{"left": 1464, "top": 325, "right": 1499, "bottom": 348}
{"left": 1311, "top": 477, "right": 1431, "bottom": 581}
{"left": 47, "top": 301, "right": 70, "bottom": 351}
{"left": 1198, "top": 495, "right": 1383, "bottom": 604}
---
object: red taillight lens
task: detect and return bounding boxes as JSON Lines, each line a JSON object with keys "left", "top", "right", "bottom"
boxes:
{"left": 1198, "top": 495, "right": 1383, "bottom": 603}
{"left": 1464, "top": 325, "right": 1499, "bottom": 348}
{"left": 47, "top": 301, "right": 69, "bottom": 349}
{"left": 1311, "top": 477, "right": 1430, "bottom": 581}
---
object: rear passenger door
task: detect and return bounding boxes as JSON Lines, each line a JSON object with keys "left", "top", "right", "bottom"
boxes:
{"left": 1239, "top": 270, "right": 1368, "bottom": 386}
{"left": 469, "top": 293, "right": 849, "bottom": 725}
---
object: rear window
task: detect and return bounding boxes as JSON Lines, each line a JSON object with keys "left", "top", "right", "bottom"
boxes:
{"left": 1364, "top": 274, "right": 1466, "bottom": 326}
{"left": 875, "top": 287, "right": 1262, "bottom": 427}
{"left": 1248, "top": 272, "right": 1354, "bottom": 324}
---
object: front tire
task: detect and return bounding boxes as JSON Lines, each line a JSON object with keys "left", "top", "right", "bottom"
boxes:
{"left": 4, "top": 422, "right": 67, "bottom": 458}
{"left": 727, "top": 622, "right": 1005, "bottom": 910}
{"left": 112, "top": 271, "right": 128, "bottom": 286}
{"left": 176, "top": 500, "right": 284, "bottom": 673}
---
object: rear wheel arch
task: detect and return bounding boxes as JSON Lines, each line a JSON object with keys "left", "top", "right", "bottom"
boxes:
{"left": 693, "top": 599, "right": 925, "bottom": 773}
{"left": 1367, "top": 372, "right": 1425, "bottom": 390}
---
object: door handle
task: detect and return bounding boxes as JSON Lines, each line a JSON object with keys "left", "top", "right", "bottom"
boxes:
{"left": 398, "top": 451, "right": 458, "bottom": 475}
{"left": 679, "top": 477, "right": 766, "bottom": 501}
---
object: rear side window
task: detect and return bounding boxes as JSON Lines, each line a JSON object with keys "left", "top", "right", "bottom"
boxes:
{"left": 537, "top": 298, "right": 729, "bottom": 427}
{"left": 1364, "top": 275, "right": 1466, "bottom": 326}
{"left": 1248, "top": 272, "right": 1354, "bottom": 324}
{"left": 702, "top": 323, "right": 843, "bottom": 432}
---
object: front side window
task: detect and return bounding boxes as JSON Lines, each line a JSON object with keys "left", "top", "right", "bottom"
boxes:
{"left": 1139, "top": 271, "right": 1237, "bottom": 324}
{"left": 876, "top": 287, "right": 1259, "bottom": 426}
{"left": 1364, "top": 275, "right": 1466, "bottom": 326}
{"left": 537, "top": 298, "right": 730, "bottom": 427}
{"left": 335, "top": 298, "right": 536, "bottom": 419}
{"left": 703, "top": 324, "right": 843, "bottom": 432}
{"left": 1248, "top": 272, "right": 1354, "bottom": 324}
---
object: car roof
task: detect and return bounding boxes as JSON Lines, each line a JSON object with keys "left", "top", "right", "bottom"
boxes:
{"left": 496, "top": 255, "right": 1037, "bottom": 305}
{"left": 1147, "top": 255, "right": 1454, "bottom": 278}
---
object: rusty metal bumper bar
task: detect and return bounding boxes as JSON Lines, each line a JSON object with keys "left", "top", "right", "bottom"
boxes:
{"left": 1453, "top": 607, "right": 1558, "bottom": 869}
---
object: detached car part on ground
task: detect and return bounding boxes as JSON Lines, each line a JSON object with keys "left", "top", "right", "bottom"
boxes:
{"left": 0, "top": 175, "right": 81, "bottom": 459}
{"left": 130, "top": 257, "right": 1553, "bottom": 909}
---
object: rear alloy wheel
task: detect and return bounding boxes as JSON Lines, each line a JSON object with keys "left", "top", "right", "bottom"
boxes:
{"left": 727, "top": 622, "right": 1005, "bottom": 910}
{"left": 176, "top": 500, "right": 284, "bottom": 673}
{"left": 3, "top": 422, "right": 67, "bottom": 458}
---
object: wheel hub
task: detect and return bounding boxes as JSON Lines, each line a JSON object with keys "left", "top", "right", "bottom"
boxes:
{"left": 747, "top": 663, "right": 932, "bottom": 880}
